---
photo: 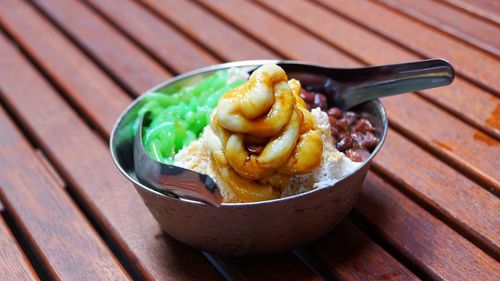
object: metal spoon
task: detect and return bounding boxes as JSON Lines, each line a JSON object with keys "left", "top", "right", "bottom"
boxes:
{"left": 134, "top": 113, "right": 223, "bottom": 207}
{"left": 133, "top": 59, "right": 454, "bottom": 206}
{"left": 277, "top": 58, "right": 454, "bottom": 110}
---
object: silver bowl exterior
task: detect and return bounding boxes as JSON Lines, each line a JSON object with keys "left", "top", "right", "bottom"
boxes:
{"left": 110, "top": 60, "right": 388, "bottom": 255}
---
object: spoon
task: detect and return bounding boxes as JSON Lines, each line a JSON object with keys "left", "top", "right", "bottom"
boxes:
{"left": 134, "top": 113, "right": 223, "bottom": 207}
{"left": 277, "top": 59, "right": 454, "bottom": 110}
{"left": 133, "top": 59, "right": 454, "bottom": 206}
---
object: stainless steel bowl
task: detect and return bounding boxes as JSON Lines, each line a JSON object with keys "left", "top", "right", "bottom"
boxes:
{"left": 110, "top": 60, "right": 388, "bottom": 255}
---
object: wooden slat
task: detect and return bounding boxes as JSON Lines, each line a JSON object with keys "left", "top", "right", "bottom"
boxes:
{"left": 0, "top": 0, "right": 131, "bottom": 136}
{"left": 30, "top": 0, "right": 169, "bottom": 94}
{"left": 376, "top": 129, "right": 499, "bottom": 255}
{"left": 441, "top": 0, "right": 500, "bottom": 25}
{"left": 195, "top": 0, "right": 359, "bottom": 67}
{"left": 32, "top": 0, "right": 215, "bottom": 76}
{"left": 312, "top": 221, "right": 418, "bottom": 280}
{"left": 0, "top": 217, "right": 38, "bottom": 281}
{"left": 380, "top": 0, "right": 500, "bottom": 57}
{"left": 315, "top": 0, "right": 500, "bottom": 94}
{"left": 0, "top": 106, "right": 130, "bottom": 279}
{"left": 383, "top": 93, "right": 500, "bottom": 192}
{"left": 35, "top": 149, "right": 66, "bottom": 189}
{"left": 258, "top": 0, "right": 500, "bottom": 139}
{"left": 356, "top": 172, "right": 499, "bottom": 280}
{"left": 137, "top": 0, "right": 277, "bottom": 61}
{"left": 0, "top": 29, "right": 222, "bottom": 281}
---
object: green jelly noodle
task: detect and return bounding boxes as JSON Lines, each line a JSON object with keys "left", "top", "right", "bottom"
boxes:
{"left": 136, "top": 70, "right": 246, "bottom": 164}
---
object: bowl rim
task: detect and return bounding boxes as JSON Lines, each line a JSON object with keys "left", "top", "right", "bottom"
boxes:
{"left": 109, "top": 60, "right": 388, "bottom": 207}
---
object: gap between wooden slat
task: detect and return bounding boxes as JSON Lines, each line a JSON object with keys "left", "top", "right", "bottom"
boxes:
{"left": 25, "top": 0, "right": 156, "bottom": 98}
{"left": 0, "top": 24, "right": 108, "bottom": 138}
{"left": 76, "top": 0, "right": 181, "bottom": 77}
{"left": 371, "top": 164, "right": 499, "bottom": 260}
{"left": 95, "top": 0, "right": 227, "bottom": 64}
{"left": 1, "top": 211, "right": 50, "bottom": 281}
{"left": 439, "top": 0, "right": 500, "bottom": 26}
{"left": 0, "top": 30, "right": 153, "bottom": 281}
{"left": 376, "top": 0, "right": 500, "bottom": 59}
{"left": 312, "top": 0, "right": 500, "bottom": 98}
{"left": 348, "top": 211, "right": 433, "bottom": 280}
{"left": 34, "top": 149, "right": 66, "bottom": 189}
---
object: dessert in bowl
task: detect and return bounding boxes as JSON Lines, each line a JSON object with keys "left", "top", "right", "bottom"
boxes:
{"left": 111, "top": 60, "right": 452, "bottom": 255}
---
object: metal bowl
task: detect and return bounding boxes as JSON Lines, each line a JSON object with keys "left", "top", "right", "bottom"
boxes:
{"left": 110, "top": 60, "right": 388, "bottom": 255}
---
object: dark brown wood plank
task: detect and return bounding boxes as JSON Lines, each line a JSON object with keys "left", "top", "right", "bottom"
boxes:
{"left": 35, "top": 149, "right": 66, "bottom": 189}
{"left": 30, "top": 0, "right": 170, "bottom": 94}
{"left": 195, "top": 0, "right": 360, "bottom": 67}
{"left": 315, "top": 0, "right": 500, "bottom": 93}
{"left": 383, "top": 93, "right": 500, "bottom": 192}
{"left": 376, "top": 129, "right": 499, "bottom": 256}
{"left": 258, "top": 0, "right": 500, "bottom": 139}
{"left": 0, "top": 107, "right": 130, "bottom": 279}
{"left": 0, "top": 0, "right": 131, "bottom": 136}
{"left": 137, "top": 0, "right": 277, "bottom": 61}
{"left": 441, "top": 0, "right": 500, "bottom": 25}
{"left": 312, "top": 221, "right": 419, "bottom": 280}
{"left": 81, "top": 0, "right": 219, "bottom": 73}
{"left": 0, "top": 30, "right": 222, "bottom": 281}
{"left": 0, "top": 216, "right": 39, "bottom": 281}
{"left": 380, "top": 0, "right": 500, "bottom": 57}
{"left": 356, "top": 172, "right": 499, "bottom": 280}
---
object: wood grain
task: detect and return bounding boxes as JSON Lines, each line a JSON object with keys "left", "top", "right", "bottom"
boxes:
{"left": 0, "top": 0, "right": 131, "bottom": 136}
{"left": 258, "top": 0, "right": 500, "bottom": 140}
{"left": 376, "top": 129, "right": 499, "bottom": 255}
{"left": 313, "top": 221, "right": 418, "bottom": 280}
{"left": 31, "top": 0, "right": 169, "bottom": 95}
{"left": 356, "top": 172, "right": 499, "bottom": 280}
{"left": 315, "top": 0, "right": 500, "bottom": 93}
{"left": 35, "top": 149, "right": 66, "bottom": 189}
{"left": 138, "top": 0, "right": 277, "bottom": 61}
{"left": 0, "top": 106, "right": 130, "bottom": 280}
{"left": 383, "top": 93, "right": 500, "bottom": 192}
{"left": 380, "top": 0, "right": 500, "bottom": 57}
{"left": 440, "top": 0, "right": 500, "bottom": 25}
{"left": 0, "top": 30, "right": 222, "bottom": 281}
{"left": 83, "top": 0, "right": 219, "bottom": 73}
{"left": 195, "top": 0, "right": 359, "bottom": 67}
{"left": 0, "top": 217, "right": 39, "bottom": 281}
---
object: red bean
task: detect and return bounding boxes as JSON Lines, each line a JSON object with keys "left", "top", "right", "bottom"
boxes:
{"left": 360, "top": 132, "right": 379, "bottom": 150}
{"left": 345, "top": 148, "right": 371, "bottom": 162}
{"left": 354, "top": 118, "right": 373, "bottom": 133}
{"left": 335, "top": 118, "right": 348, "bottom": 131}
{"left": 313, "top": 93, "right": 328, "bottom": 110}
{"left": 336, "top": 136, "right": 353, "bottom": 151}
{"left": 327, "top": 107, "right": 343, "bottom": 119}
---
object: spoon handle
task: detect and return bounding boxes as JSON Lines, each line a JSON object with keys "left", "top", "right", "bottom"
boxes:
{"left": 336, "top": 59, "right": 454, "bottom": 109}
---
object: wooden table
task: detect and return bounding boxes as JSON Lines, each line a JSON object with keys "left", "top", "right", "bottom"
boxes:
{"left": 0, "top": 0, "right": 498, "bottom": 280}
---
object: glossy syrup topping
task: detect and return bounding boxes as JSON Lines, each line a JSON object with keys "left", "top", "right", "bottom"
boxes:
{"left": 206, "top": 64, "right": 323, "bottom": 202}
